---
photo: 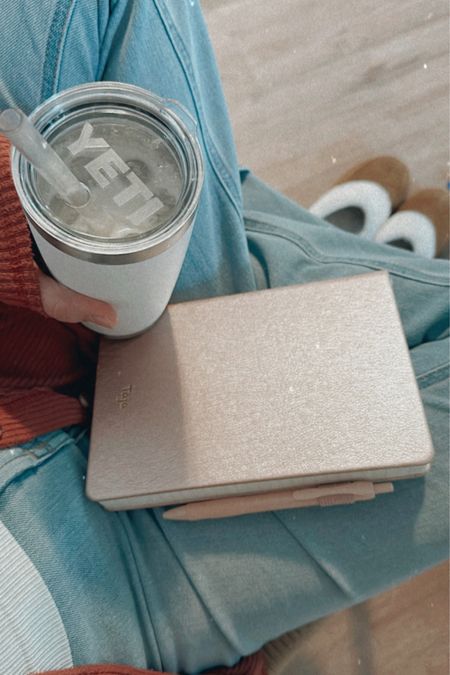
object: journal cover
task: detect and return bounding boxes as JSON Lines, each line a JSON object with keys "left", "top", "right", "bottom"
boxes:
{"left": 86, "top": 271, "right": 433, "bottom": 511}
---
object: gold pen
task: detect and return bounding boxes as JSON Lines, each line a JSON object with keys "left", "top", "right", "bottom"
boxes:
{"left": 162, "top": 481, "right": 394, "bottom": 521}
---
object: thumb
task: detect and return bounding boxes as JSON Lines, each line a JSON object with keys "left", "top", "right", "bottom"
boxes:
{"left": 39, "top": 271, "right": 117, "bottom": 328}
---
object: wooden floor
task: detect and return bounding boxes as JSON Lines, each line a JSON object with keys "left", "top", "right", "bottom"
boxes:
{"left": 263, "top": 562, "right": 449, "bottom": 675}
{"left": 202, "top": 0, "right": 449, "bottom": 207}
{"left": 201, "top": 2, "right": 449, "bottom": 673}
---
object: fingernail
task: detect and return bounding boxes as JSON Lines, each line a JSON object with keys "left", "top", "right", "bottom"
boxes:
{"left": 90, "top": 314, "right": 117, "bottom": 328}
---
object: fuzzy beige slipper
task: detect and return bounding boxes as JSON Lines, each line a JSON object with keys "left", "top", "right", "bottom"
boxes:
{"left": 334, "top": 156, "right": 410, "bottom": 210}
{"left": 309, "top": 156, "right": 410, "bottom": 238}
{"left": 398, "top": 189, "right": 449, "bottom": 257}
{"left": 375, "top": 188, "right": 449, "bottom": 258}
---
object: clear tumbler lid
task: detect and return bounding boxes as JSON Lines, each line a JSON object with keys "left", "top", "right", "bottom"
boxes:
{"left": 13, "top": 83, "right": 204, "bottom": 262}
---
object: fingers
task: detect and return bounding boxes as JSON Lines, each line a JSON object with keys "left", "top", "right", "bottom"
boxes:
{"left": 38, "top": 271, "right": 117, "bottom": 328}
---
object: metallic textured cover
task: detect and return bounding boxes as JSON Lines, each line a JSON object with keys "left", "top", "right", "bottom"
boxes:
{"left": 86, "top": 271, "right": 434, "bottom": 510}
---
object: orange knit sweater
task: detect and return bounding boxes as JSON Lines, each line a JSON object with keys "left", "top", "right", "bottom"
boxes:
{"left": 0, "top": 135, "right": 99, "bottom": 448}
{"left": 34, "top": 652, "right": 267, "bottom": 675}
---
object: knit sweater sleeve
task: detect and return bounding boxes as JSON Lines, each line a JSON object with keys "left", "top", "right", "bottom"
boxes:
{"left": 0, "top": 135, "right": 45, "bottom": 314}
{"left": 32, "top": 650, "right": 266, "bottom": 674}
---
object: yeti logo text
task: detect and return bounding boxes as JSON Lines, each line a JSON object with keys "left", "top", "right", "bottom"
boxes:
{"left": 68, "top": 123, "right": 164, "bottom": 226}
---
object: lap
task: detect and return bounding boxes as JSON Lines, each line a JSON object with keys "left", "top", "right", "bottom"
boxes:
{"left": 1, "top": 121, "right": 449, "bottom": 675}
{"left": 1, "top": 363, "right": 448, "bottom": 674}
{"left": 1, "top": 176, "right": 448, "bottom": 672}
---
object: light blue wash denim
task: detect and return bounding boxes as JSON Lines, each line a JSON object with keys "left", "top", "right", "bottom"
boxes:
{"left": 0, "top": 1, "right": 449, "bottom": 674}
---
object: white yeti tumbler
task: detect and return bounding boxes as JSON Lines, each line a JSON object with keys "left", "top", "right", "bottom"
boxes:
{"left": 11, "top": 82, "right": 204, "bottom": 338}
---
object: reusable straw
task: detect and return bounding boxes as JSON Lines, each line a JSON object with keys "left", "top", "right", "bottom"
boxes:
{"left": 0, "top": 107, "right": 90, "bottom": 207}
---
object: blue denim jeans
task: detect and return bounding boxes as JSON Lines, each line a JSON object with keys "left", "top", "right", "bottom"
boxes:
{"left": 0, "top": 2, "right": 448, "bottom": 674}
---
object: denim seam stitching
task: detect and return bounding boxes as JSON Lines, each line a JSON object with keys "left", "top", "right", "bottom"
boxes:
{"left": 270, "top": 510, "right": 355, "bottom": 600}
{"left": 152, "top": 514, "right": 245, "bottom": 657}
{"left": 4, "top": 430, "right": 80, "bottom": 456}
{"left": 0, "top": 441, "right": 78, "bottom": 498}
{"left": 115, "top": 514, "right": 163, "bottom": 670}
{"left": 0, "top": 431, "right": 85, "bottom": 493}
{"left": 0, "top": 452, "right": 51, "bottom": 473}
{"left": 152, "top": 0, "right": 242, "bottom": 214}
{"left": 41, "top": 0, "right": 77, "bottom": 101}
{"left": 416, "top": 362, "right": 449, "bottom": 389}
{"left": 244, "top": 217, "right": 450, "bottom": 287}
{"left": 153, "top": 0, "right": 239, "bottom": 200}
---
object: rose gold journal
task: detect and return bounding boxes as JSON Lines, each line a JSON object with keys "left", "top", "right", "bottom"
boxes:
{"left": 86, "top": 271, "right": 434, "bottom": 511}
